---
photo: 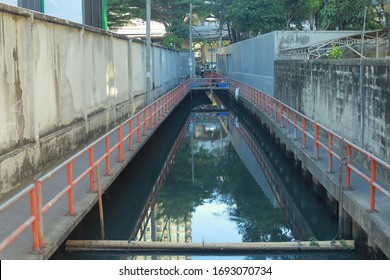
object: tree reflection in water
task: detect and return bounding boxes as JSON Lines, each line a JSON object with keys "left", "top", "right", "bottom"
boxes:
{"left": 153, "top": 115, "right": 293, "bottom": 244}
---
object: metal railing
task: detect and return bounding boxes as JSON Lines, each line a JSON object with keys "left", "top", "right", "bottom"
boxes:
{"left": 190, "top": 76, "right": 228, "bottom": 89}
{"left": 279, "top": 30, "right": 387, "bottom": 59}
{"left": 0, "top": 80, "right": 190, "bottom": 254}
{"left": 230, "top": 79, "right": 390, "bottom": 212}
{"left": 3, "top": 75, "right": 389, "bottom": 255}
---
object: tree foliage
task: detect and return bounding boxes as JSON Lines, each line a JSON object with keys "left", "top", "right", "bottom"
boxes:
{"left": 107, "top": 0, "right": 390, "bottom": 45}
{"left": 304, "top": 0, "right": 323, "bottom": 30}
{"left": 108, "top": 0, "right": 207, "bottom": 47}
{"left": 319, "top": 0, "right": 380, "bottom": 30}
{"left": 107, "top": 0, "right": 143, "bottom": 30}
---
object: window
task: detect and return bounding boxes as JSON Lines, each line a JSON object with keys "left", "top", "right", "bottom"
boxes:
{"left": 83, "top": 0, "right": 102, "bottom": 28}
{"left": 18, "top": 0, "right": 41, "bottom": 12}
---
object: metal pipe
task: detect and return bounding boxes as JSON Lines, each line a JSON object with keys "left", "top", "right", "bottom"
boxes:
{"left": 370, "top": 159, "right": 377, "bottom": 212}
{"left": 67, "top": 162, "right": 74, "bottom": 215}
{"left": 189, "top": 3, "right": 193, "bottom": 78}
{"left": 146, "top": 0, "right": 151, "bottom": 104}
{"left": 359, "top": 6, "right": 367, "bottom": 148}
{"left": 338, "top": 160, "right": 345, "bottom": 239}
{"left": 65, "top": 240, "right": 355, "bottom": 252}
{"left": 96, "top": 167, "right": 105, "bottom": 240}
{"left": 89, "top": 147, "right": 95, "bottom": 191}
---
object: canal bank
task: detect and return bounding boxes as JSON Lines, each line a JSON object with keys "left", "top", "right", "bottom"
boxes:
{"left": 54, "top": 89, "right": 366, "bottom": 260}
{"left": 216, "top": 87, "right": 390, "bottom": 259}
{"left": 0, "top": 82, "right": 190, "bottom": 259}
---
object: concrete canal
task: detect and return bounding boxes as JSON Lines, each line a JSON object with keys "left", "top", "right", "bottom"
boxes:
{"left": 51, "top": 90, "right": 379, "bottom": 260}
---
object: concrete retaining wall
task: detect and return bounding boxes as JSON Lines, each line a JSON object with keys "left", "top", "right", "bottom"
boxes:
{"left": 0, "top": 4, "right": 189, "bottom": 198}
{"left": 274, "top": 59, "right": 390, "bottom": 165}
{"left": 233, "top": 90, "right": 390, "bottom": 259}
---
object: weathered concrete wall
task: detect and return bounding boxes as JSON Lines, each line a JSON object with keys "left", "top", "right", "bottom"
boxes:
{"left": 0, "top": 4, "right": 189, "bottom": 198}
{"left": 274, "top": 59, "right": 390, "bottom": 164}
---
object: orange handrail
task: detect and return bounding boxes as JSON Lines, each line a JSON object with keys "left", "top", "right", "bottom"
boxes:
{"left": 0, "top": 80, "right": 190, "bottom": 254}
{"left": 0, "top": 184, "right": 39, "bottom": 253}
{"left": 230, "top": 79, "right": 390, "bottom": 213}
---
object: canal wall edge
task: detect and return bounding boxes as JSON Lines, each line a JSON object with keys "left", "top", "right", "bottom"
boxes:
{"left": 236, "top": 92, "right": 390, "bottom": 259}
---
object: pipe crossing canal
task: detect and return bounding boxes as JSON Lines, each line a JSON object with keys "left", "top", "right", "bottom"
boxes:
{"left": 51, "top": 90, "right": 380, "bottom": 260}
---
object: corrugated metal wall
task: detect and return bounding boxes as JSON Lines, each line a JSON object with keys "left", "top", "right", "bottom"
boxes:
{"left": 217, "top": 31, "right": 362, "bottom": 96}
{"left": 218, "top": 32, "right": 276, "bottom": 95}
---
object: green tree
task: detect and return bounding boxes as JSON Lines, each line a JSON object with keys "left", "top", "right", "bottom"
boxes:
{"left": 375, "top": 1, "right": 390, "bottom": 54}
{"left": 282, "top": 0, "right": 305, "bottom": 30}
{"left": 107, "top": 0, "right": 207, "bottom": 47}
{"left": 224, "top": 0, "right": 285, "bottom": 41}
{"left": 304, "top": 0, "right": 323, "bottom": 30}
{"left": 107, "top": 0, "right": 143, "bottom": 30}
{"left": 319, "top": 0, "right": 379, "bottom": 30}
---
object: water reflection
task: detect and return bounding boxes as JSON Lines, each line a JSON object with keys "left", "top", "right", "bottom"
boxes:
{"left": 126, "top": 95, "right": 359, "bottom": 260}
{"left": 54, "top": 91, "right": 360, "bottom": 260}
{"left": 134, "top": 109, "right": 296, "bottom": 251}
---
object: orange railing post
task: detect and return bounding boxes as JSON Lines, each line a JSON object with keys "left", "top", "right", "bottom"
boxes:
{"left": 29, "top": 186, "right": 40, "bottom": 252}
{"left": 89, "top": 147, "right": 95, "bottom": 192}
{"left": 129, "top": 119, "right": 133, "bottom": 151}
{"left": 280, "top": 103, "right": 284, "bottom": 128}
{"left": 36, "top": 180, "right": 45, "bottom": 248}
{"left": 346, "top": 144, "right": 351, "bottom": 188}
{"left": 269, "top": 96, "right": 272, "bottom": 117}
{"left": 286, "top": 107, "right": 290, "bottom": 133}
{"left": 302, "top": 118, "right": 307, "bottom": 148}
{"left": 143, "top": 110, "right": 147, "bottom": 136}
{"left": 149, "top": 106, "right": 153, "bottom": 129}
{"left": 158, "top": 99, "right": 161, "bottom": 120}
{"left": 153, "top": 103, "right": 157, "bottom": 124}
{"left": 274, "top": 99, "right": 277, "bottom": 120}
{"left": 137, "top": 115, "right": 141, "bottom": 143}
{"left": 370, "top": 159, "right": 377, "bottom": 212}
{"left": 118, "top": 125, "right": 124, "bottom": 162}
{"left": 67, "top": 162, "right": 74, "bottom": 215}
{"left": 105, "top": 136, "right": 111, "bottom": 175}
{"left": 293, "top": 112, "right": 297, "bottom": 139}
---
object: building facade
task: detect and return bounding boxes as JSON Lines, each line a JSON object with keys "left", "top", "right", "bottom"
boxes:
{"left": 0, "top": 0, "right": 107, "bottom": 29}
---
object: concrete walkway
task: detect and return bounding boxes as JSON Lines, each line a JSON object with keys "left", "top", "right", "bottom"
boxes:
{"left": 0, "top": 88, "right": 189, "bottom": 260}
{"left": 232, "top": 89, "right": 390, "bottom": 259}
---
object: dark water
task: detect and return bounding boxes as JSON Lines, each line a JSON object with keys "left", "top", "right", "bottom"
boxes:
{"left": 51, "top": 90, "right": 365, "bottom": 260}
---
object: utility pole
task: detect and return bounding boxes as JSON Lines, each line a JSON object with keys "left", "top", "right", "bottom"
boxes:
{"left": 146, "top": 0, "right": 152, "bottom": 104}
{"left": 359, "top": 6, "right": 367, "bottom": 148}
{"left": 189, "top": 3, "right": 193, "bottom": 78}
{"left": 219, "top": 10, "right": 222, "bottom": 48}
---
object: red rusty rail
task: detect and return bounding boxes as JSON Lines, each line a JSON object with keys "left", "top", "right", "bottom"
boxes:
{"left": 0, "top": 80, "right": 190, "bottom": 254}
{"left": 230, "top": 79, "right": 390, "bottom": 213}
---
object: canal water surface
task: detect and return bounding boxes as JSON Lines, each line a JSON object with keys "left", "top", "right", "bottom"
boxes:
{"left": 51, "top": 91, "right": 365, "bottom": 260}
